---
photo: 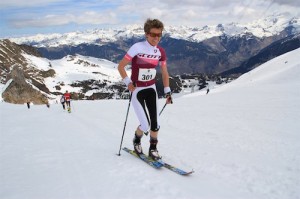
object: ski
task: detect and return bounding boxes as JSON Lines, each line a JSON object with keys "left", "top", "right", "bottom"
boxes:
{"left": 122, "top": 147, "right": 164, "bottom": 169}
{"left": 123, "top": 147, "right": 194, "bottom": 175}
{"left": 158, "top": 160, "right": 194, "bottom": 176}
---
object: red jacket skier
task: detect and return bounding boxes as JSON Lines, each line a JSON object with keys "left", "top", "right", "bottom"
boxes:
{"left": 63, "top": 91, "right": 71, "bottom": 109}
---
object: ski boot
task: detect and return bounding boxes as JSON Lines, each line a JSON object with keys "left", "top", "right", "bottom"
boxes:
{"left": 133, "top": 133, "right": 143, "bottom": 155}
{"left": 149, "top": 148, "right": 162, "bottom": 161}
{"left": 149, "top": 137, "right": 161, "bottom": 160}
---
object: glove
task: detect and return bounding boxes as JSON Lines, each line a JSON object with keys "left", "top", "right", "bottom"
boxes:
{"left": 164, "top": 87, "right": 173, "bottom": 104}
{"left": 166, "top": 92, "right": 173, "bottom": 104}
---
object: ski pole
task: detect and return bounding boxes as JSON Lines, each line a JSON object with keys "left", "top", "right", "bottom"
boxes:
{"left": 144, "top": 97, "right": 172, "bottom": 136}
{"left": 159, "top": 94, "right": 173, "bottom": 116}
{"left": 143, "top": 103, "right": 167, "bottom": 136}
{"left": 159, "top": 103, "right": 167, "bottom": 116}
{"left": 117, "top": 93, "right": 132, "bottom": 156}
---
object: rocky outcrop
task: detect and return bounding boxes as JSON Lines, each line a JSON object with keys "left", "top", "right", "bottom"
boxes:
{"left": 0, "top": 40, "right": 50, "bottom": 104}
{"left": 2, "top": 64, "right": 48, "bottom": 104}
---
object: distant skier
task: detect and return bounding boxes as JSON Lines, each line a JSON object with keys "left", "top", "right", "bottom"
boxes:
{"left": 27, "top": 102, "right": 30, "bottom": 109}
{"left": 63, "top": 91, "right": 71, "bottom": 112}
{"left": 206, "top": 88, "right": 210, "bottom": 94}
{"left": 118, "top": 18, "right": 172, "bottom": 160}
{"left": 60, "top": 95, "right": 65, "bottom": 110}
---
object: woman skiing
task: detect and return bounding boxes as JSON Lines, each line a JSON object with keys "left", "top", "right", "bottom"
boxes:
{"left": 118, "top": 18, "right": 172, "bottom": 160}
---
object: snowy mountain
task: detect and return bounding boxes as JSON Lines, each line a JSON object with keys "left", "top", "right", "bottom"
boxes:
{"left": 0, "top": 39, "right": 128, "bottom": 103}
{"left": 221, "top": 33, "right": 300, "bottom": 76}
{"left": 0, "top": 39, "right": 183, "bottom": 104}
{"left": 9, "top": 13, "right": 300, "bottom": 48}
{"left": 0, "top": 40, "right": 184, "bottom": 104}
{"left": 1, "top": 13, "right": 300, "bottom": 104}
{"left": 7, "top": 13, "right": 299, "bottom": 75}
{"left": 27, "top": 54, "right": 124, "bottom": 99}
{"left": 1, "top": 48, "right": 299, "bottom": 199}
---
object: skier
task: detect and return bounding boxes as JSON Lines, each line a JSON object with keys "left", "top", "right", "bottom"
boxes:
{"left": 26, "top": 102, "right": 30, "bottom": 109}
{"left": 118, "top": 18, "right": 172, "bottom": 160}
{"left": 63, "top": 91, "right": 71, "bottom": 112}
{"left": 60, "top": 95, "right": 65, "bottom": 110}
{"left": 206, "top": 88, "right": 210, "bottom": 94}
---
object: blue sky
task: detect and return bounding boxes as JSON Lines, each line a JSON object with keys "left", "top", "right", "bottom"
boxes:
{"left": 0, "top": 0, "right": 299, "bottom": 38}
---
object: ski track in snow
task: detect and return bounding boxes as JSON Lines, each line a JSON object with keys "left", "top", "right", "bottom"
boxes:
{"left": 1, "top": 48, "right": 300, "bottom": 199}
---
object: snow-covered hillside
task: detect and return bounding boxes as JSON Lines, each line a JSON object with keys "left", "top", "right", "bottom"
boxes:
{"left": 9, "top": 13, "right": 300, "bottom": 47}
{"left": 19, "top": 53, "right": 126, "bottom": 101}
{"left": 45, "top": 54, "right": 122, "bottom": 97}
{"left": 0, "top": 48, "right": 299, "bottom": 199}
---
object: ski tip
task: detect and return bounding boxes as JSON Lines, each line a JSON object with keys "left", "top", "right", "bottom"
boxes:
{"left": 175, "top": 167, "right": 194, "bottom": 176}
{"left": 184, "top": 170, "right": 195, "bottom": 176}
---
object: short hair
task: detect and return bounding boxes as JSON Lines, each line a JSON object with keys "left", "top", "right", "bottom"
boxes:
{"left": 144, "top": 19, "right": 164, "bottom": 33}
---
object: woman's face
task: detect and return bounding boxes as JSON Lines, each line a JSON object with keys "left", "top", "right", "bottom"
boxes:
{"left": 146, "top": 28, "right": 162, "bottom": 46}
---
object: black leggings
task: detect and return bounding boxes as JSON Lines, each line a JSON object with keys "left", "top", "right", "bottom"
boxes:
{"left": 132, "top": 85, "right": 159, "bottom": 132}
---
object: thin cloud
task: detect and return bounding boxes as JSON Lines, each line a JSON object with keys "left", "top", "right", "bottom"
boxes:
{"left": 1, "top": 0, "right": 299, "bottom": 37}
{"left": 269, "top": 0, "right": 300, "bottom": 7}
{"left": 0, "top": 0, "right": 68, "bottom": 9}
{"left": 10, "top": 11, "right": 119, "bottom": 28}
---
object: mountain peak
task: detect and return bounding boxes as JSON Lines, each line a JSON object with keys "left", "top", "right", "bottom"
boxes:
{"left": 7, "top": 13, "right": 300, "bottom": 48}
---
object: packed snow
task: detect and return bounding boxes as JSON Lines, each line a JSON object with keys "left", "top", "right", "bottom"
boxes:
{"left": 1, "top": 48, "right": 300, "bottom": 199}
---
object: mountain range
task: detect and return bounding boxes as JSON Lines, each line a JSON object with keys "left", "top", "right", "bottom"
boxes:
{"left": 9, "top": 13, "right": 300, "bottom": 75}
{"left": 1, "top": 13, "right": 300, "bottom": 104}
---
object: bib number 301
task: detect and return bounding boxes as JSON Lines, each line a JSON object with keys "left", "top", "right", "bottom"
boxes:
{"left": 138, "top": 68, "right": 156, "bottom": 82}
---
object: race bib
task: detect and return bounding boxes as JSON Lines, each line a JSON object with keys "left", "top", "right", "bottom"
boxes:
{"left": 138, "top": 68, "right": 156, "bottom": 82}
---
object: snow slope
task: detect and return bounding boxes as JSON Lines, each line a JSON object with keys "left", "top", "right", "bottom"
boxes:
{"left": 1, "top": 48, "right": 300, "bottom": 199}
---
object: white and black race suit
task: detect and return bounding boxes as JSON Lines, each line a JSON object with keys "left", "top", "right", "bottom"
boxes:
{"left": 124, "top": 40, "right": 167, "bottom": 132}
